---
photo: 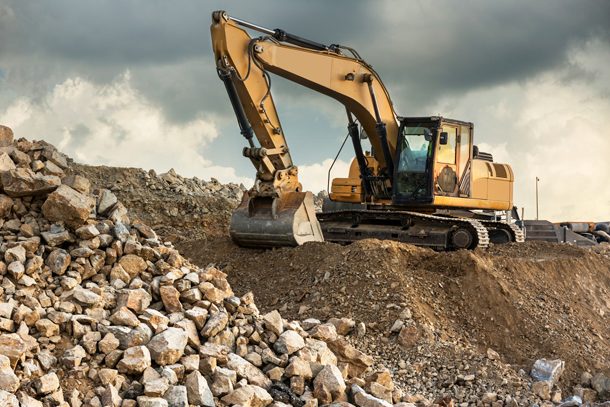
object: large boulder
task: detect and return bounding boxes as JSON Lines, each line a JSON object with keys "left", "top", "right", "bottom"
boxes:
{"left": 274, "top": 330, "right": 305, "bottom": 355}
{"left": 42, "top": 185, "right": 95, "bottom": 228}
{"left": 117, "top": 346, "right": 151, "bottom": 374}
{"left": 313, "top": 364, "right": 346, "bottom": 404}
{"left": 147, "top": 328, "right": 188, "bottom": 365}
{"left": 227, "top": 354, "right": 272, "bottom": 389}
{"left": 0, "top": 125, "right": 13, "bottom": 147}
{"left": 531, "top": 359, "right": 565, "bottom": 385}
{"left": 1, "top": 168, "right": 61, "bottom": 197}
{"left": 185, "top": 371, "right": 214, "bottom": 407}
{"left": 0, "top": 334, "right": 27, "bottom": 367}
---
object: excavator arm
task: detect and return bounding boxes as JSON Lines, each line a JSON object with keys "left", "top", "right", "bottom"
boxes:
{"left": 211, "top": 11, "right": 400, "bottom": 247}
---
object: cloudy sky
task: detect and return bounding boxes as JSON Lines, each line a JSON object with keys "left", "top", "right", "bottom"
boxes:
{"left": 1, "top": 1, "right": 609, "bottom": 221}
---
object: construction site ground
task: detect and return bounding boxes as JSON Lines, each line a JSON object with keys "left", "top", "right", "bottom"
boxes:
{"left": 73, "top": 162, "right": 610, "bottom": 402}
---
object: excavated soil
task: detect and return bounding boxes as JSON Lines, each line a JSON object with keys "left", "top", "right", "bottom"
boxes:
{"left": 177, "top": 238, "right": 610, "bottom": 387}
{"left": 75, "top": 162, "right": 610, "bottom": 394}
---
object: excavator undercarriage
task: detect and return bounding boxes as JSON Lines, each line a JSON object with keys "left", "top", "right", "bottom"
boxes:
{"left": 319, "top": 209, "right": 524, "bottom": 250}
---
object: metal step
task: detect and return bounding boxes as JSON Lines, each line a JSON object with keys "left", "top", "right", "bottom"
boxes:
{"left": 523, "top": 220, "right": 559, "bottom": 242}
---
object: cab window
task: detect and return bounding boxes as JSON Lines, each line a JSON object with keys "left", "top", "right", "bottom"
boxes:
{"left": 438, "top": 126, "right": 457, "bottom": 164}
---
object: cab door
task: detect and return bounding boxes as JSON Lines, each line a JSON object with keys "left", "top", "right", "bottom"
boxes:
{"left": 434, "top": 124, "right": 459, "bottom": 196}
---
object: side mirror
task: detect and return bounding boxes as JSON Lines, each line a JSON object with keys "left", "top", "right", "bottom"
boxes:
{"left": 439, "top": 132, "right": 448, "bottom": 145}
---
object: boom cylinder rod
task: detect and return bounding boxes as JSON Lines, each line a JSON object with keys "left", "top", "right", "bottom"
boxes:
{"left": 225, "top": 13, "right": 328, "bottom": 51}
{"left": 217, "top": 68, "right": 255, "bottom": 147}
{"left": 227, "top": 16, "right": 275, "bottom": 35}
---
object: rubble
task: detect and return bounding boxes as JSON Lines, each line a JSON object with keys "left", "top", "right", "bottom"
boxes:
{"left": 0, "top": 128, "right": 412, "bottom": 407}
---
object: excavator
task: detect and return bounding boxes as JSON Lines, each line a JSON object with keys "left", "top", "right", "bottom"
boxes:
{"left": 210, "top": 11, "right": 524, "bottom": 250}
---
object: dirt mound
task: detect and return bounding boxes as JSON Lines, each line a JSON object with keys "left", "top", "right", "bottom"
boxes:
{"left": 71, "top": 163, "right": 243, "bottom": 242}
{"left": 177, "top": 238, "right": 610, "bottom": 389}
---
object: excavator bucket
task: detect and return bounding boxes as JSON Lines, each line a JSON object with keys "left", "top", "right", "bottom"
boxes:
{"left": 230, "top": 191, "right": 324, "bottom": 248}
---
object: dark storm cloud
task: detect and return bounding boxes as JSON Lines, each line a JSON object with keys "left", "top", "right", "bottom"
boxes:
{"left": 1, "top": 0, "right": 609, "bottom": 122}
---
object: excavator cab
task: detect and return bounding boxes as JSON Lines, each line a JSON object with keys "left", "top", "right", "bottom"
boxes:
{"left": 393, "top": 120, "right": 435, "bottom": 204}
{"left": 392, "top": 116, "right": 478, "bottom": 207}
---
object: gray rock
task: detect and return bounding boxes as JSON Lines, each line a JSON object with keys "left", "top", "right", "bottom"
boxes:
{"left": 41, "top": 229, "right": 72, "bottom": 247}
{"left": 117, "top": 346, "right": 151, "bottom": 374}
{"left": 100, "top": 385, "right": 121, "bottom": 407}
{"left": 98, "top": 189, "right": 118, "bottom": 215}
{"left": 227, "top": 353, "right": 272, "bottom": 389}
{"left": 164, "top": 385, "right": 188, "bottom": 407}
{"left": 558, "top": 396, "right": 583, "bottom": 407}
{"left": 45, "top": 249, "right": 71, "bottom": 275}
{"left": 531, "top": 359, "right": 565, "bottom": 385}
{"left": 274, "top": 330, "right": 305, "bottom": 355}
{"left": 75, "top": 224, "right": 99, "bottom": 239}
{"left": 114, "top": 222, "right": 130, "bottom": 242}
{"left": 147, "top": 327, "right": 188, "bottom": 366}
{"left": 185, "top": 371, "right": 214, "bottom": 407}
{"left": 109, "top": 307, "right": 140, "bottom": 327}
{"left": 102, "top": 324, "right": 152, "bottom": 349}
{"left": 0, "top": 389, "right": 18, "bottom": 407}
{"left": 136, "top": 396, "right": 168, "bottom": 407}
{"left": 34, "top": 372, "right": 60, "bottom": 395}
{"left": 72, "top": 286, "right": 101, "bottom": 306}
{"left": 352, "top": 384, "right": 392, "bottom": 407}
{"left": 591, "top": 373, "right": 610, "bottom": 398}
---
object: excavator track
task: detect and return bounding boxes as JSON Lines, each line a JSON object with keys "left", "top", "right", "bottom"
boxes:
{"left": 479, "top": 219, "right": 525, "bottom": 244}
{"left": 318, "top": 209, "right": 490, "bottom": 250}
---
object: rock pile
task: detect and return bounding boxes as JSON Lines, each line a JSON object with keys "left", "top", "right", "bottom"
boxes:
{"left": 71, "top": 164, "right": 244, "bottom": 243}
{"left": 0, "top": 126, "right": 402, "bottom": 406}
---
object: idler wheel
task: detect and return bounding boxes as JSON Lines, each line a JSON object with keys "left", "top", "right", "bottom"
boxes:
{"left": 451, "top": 228, "right": 474, "bottom": 249}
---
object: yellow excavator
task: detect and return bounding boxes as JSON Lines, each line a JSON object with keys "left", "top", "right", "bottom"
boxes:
{"left": 211, "top": 11, "right": 524, "bottom": 250}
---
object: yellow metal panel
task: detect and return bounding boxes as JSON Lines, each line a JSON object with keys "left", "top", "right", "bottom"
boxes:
{"left": 433, "top": 195, "right": 512, "bottom": 211}
{"left": 470, "top": 160, "right": 489, "bottom": 199}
